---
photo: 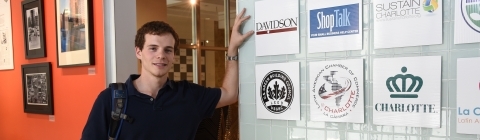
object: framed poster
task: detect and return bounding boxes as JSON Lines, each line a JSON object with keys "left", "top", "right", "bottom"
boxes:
{"left": 373, "top": 56, "right": 442, "bottom": 128}
{"left": 255, "top": 62, "right": 300, "bottom": 120}
{"left": 55, "top": 0, "right": 94, "bottom": 67}
{"left": 0, "top": 0, "right": 14, "bottom": 70}
{"left": 22, "top": 0, "right": 46, "bottom": 59}
{"left": 21, "top": 62, "right": 54, "bottom": 115}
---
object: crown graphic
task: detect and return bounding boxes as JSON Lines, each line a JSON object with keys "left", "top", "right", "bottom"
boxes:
{"left": 385, "top": 66, "right": 423, "bottom": 98}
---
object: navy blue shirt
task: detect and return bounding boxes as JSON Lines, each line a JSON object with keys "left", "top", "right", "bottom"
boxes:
{"left": 81, "top": 74, "right": 222, "bottom": 140}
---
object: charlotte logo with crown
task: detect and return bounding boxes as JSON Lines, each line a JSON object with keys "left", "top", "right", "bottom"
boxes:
{"left": 373, "top": 56, "right": 441, "bottom": 128}
{"left": 260, "top": 70, "right": 294, "bottom": 114}
{"left": 386, "top": 66, "right": 423, "bottom": 98}
{"left": 375, "top": 66, "right": 437, "bottom": 114}
{"left": 311, "top": 64, "right": 360, "bottom": 119}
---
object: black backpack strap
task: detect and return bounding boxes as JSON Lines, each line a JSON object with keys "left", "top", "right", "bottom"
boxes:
{"left": 107, "top": 83, "right": 134, "bottom": 140}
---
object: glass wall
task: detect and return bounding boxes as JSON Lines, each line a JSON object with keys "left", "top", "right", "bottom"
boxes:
{"left": 237, "top": 0, "right": 480, "bottom": 139}
{"left": 165, "top": 0, "right": 235, "bottom": 86}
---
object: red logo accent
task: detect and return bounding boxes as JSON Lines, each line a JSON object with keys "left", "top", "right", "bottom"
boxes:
{"left": 256, "top": 27, "right": 298, "bottom": 35}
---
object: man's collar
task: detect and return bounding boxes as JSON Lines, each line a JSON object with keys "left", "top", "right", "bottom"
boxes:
{"left": 125, "top": 74, "right": 174, "bottom": 95}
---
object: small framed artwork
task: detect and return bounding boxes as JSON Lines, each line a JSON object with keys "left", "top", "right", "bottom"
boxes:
{"left": 21, "top": 62, "right": 53, "bottom": 115}
{"left": 55, "top": 0, "right": 94, "bottom": 67}
{"left": 21, "top": 0, "right": 46, "bottom": 59}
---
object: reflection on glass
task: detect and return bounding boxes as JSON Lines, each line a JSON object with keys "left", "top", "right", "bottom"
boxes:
{"left": 168, "top": 48, "right": 206, "bottom": 85}
{"left": 167, "top": 1, "right": 193, "bottom": 45}
{"left": 166, "top": 0, "right": 198, "bottom": 83}
{"left": 165, "top": 1, "right": 239, "bottom": 140}
{"left": 227, "top": 0, "right": 236, "bottom": 39}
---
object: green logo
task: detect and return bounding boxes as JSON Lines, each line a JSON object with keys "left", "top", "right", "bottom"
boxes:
{"left": 423, "top": 0, "right": 439, "bottom": 13}
{"left": 386, "top": 66, "right": 423, "bottom": 98}
{"left": 461, "top": 0, "right": 480, "bottom": 33}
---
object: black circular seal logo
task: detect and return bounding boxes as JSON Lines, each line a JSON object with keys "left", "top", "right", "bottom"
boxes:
{"left": 260, "top": 70, "right": 294, "bottom": 114}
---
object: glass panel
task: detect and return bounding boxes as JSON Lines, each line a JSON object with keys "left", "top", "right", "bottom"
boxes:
{"left": 196, "top": 0, "right": 216, "bottom": 47}
{"left": 227, "top": 0, "right": 236, "bottom": 38}
{"left": 203, "top": 50, "right": 225, "bottom": 87}
{"left": 168, "top": 48, "right": 205, "bottom": 84}
{"left": 167, "top": 0, "right": 194, "bottom": 45}
{"left": 167, "top": 0, "right": 198, "bottom": 83}
{"left": 198, "top": 0, "right": 226, "bottom": 47}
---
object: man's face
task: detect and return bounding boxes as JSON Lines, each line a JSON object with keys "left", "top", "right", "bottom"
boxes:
{"left": 136, "top": 33, "right": 175, "bottom": 78}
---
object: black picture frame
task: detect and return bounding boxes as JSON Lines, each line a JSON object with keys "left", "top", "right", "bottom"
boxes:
{"left": 21, "top": 0, "right": 46, "bottom": 59}
{"left": 21, "top": 62, "right": 53, "bottom": 115}
{"left": 55, "top": 0, "right": 95, "bottom": 67}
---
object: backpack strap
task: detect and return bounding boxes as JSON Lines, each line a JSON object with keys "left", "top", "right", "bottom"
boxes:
{"left": 107, "top": 83, "right": 134, "bottom": 140}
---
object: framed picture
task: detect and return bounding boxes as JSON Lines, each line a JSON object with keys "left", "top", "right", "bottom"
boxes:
{"left": 21, "top": 62, "right": 53, "bottom": 115}
{"left": 55, "top": 0, "right": 94, "bottom": 67}
{"left": 21, "top": 0, "right": 46, "bottom": 59}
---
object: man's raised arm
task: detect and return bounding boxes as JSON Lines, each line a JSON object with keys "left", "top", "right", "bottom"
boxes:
{"left": 216, "top": 8, "right": 254, "bottom": 108}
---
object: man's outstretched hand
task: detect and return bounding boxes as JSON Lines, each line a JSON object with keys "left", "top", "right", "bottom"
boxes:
{"left": 229, "top": 8, "right": 254, "bottom": 51}
{"left": 217, "top": 8, "right": 253, "bottom": 109}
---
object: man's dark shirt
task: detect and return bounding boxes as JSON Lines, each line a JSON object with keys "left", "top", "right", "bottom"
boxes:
{"left": 81, "top": 74, "right": 222, "bottom": 140}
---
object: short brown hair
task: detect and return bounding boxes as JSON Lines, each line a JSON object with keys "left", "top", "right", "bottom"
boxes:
{"left": 135, "top": 21, "right": 179, "bottom": 54}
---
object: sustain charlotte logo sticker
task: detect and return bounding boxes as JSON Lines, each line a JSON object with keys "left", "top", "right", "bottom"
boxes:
{"left": 461, "top": 0, "right": 480, "bottom": 33}
{"left": 375, "top": 0, "right": 439, "bottom": 22}
{"left": 260, "top": 70, "right": 294, "bottom": 114}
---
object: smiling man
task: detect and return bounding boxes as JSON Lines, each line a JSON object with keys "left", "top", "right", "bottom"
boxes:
{"left": 81, "top": 8, "right": 254, "bottom": 140}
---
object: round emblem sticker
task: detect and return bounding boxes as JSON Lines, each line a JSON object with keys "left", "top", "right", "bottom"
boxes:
{"left": 312, "top": 65, "right": 360, "bottom": 119}
{"left": 260, "top": 70, "right": 294, "bottom": 114}
{"left": 461, "top": 0, "right": 480, "bottom": 33}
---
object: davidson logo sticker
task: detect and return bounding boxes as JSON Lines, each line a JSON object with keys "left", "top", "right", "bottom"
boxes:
{"left": 254, "top": 0, "right": 299, "bottom": 56}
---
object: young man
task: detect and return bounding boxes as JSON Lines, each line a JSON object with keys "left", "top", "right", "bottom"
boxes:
{"left": 81, "top": 8, "right": 254, "bottom": 140}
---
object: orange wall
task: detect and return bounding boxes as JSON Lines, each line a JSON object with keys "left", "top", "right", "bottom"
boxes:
{"left": 0, "top": 0, "right": 105, "bottom": 139}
